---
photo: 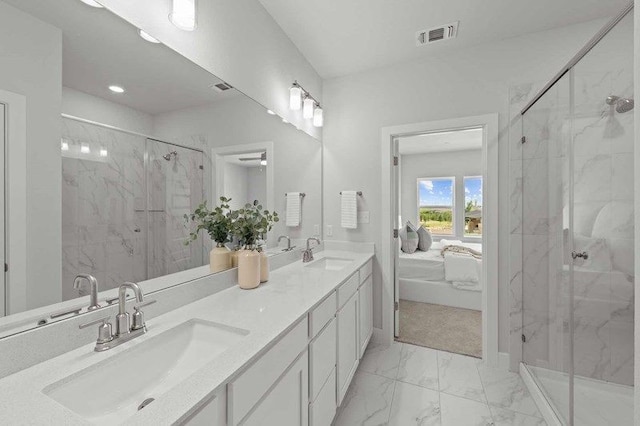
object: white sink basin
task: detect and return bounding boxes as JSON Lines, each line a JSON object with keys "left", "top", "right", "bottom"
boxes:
{"left": 44, "top": 319, "right": 248, "bottom": 424}
{"left": 307, "top": 257, "right": 354, "bottom": 271}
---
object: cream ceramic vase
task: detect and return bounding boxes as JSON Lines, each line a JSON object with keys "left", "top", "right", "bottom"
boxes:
{"left": 260, "top": 251, "right": 269, "bottom": 283}
{"left": 238, "top": 249, "right": 261, "bottom": 289}
{"left": 231, "top": 250, "right": 239, "bottom": 267}
{"left": 209, "top": 244, "right": 231, "bottom": 273}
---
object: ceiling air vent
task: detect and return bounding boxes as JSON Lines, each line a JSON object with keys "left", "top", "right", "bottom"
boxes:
{"left": 416, "top": 21, "right": 459, "bottom": 46}
{"left": 210, "top": 82, "right": 234, "bottom": 92}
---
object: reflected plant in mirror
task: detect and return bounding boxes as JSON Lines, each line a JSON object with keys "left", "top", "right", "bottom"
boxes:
{"left": 185, "top": 197, "right": 233, "bottom": 273}
{"left": 230, "top": 201, "right": 279, "bottom": 290}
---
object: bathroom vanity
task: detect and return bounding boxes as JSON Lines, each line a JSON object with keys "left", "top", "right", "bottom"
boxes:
{"left": 0, "top": 249, "right": 374, "bottom": 425}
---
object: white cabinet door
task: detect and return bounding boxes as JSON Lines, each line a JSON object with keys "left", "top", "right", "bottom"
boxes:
{"left": 309, "top": 318, "right": 337, "bottom": 401}
{"left": 358, "top": 275, "right": 373, "bottom": 358}
{"left": 242, "top": 351, "right": 309, "bottom": 426}
{"left": 182, "top": 390, "right": 226, "bottom": 426}
{"left": 336, "top": 291, "right": 359, "bottom": 406}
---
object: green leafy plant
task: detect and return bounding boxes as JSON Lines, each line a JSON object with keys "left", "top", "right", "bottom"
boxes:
{"left": 184, "top": 197, "right": 233, "bottom": 246}
{"left": 230, "top": 200, "right": 279, "bottom": 249}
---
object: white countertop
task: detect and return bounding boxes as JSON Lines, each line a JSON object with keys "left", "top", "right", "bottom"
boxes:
{"left": 0, "top": 249, "right": 374, "bottom": 425}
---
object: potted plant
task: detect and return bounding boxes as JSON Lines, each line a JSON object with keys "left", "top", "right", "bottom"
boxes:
{"left": 185, "top": 197, "right": 233, "bottom": 273}
{"left": 230, "top": 201, "right": 279, "bottom": 289}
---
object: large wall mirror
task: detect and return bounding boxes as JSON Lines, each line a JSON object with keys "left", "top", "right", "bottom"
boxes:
{"left": 0, "top": 0, "right": 322, "bottom": 337}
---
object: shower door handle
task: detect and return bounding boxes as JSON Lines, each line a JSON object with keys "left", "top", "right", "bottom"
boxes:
{"left": 571, "top": 251, "right": 589, "bottom": 260}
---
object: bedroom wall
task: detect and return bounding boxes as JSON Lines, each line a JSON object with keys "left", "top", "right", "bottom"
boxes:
{"left": 399, "top": 149, "right": 481, "bottom": 240}
{"left": 322, "top": 18, "right": 607, "bottom": 353}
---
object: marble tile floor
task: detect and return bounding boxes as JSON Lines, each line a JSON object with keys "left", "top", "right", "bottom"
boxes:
{"left": 335, "top": 341, "right": 546, "bottom": 426}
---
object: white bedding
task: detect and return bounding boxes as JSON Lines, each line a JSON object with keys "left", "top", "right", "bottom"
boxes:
{"left": 399, "top": 241, "right": 482, "bottom": 291}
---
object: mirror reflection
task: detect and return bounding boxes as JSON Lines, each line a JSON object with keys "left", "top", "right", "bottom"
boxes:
{"left": 0, "top": 0, "right": 321, "bottom": 336}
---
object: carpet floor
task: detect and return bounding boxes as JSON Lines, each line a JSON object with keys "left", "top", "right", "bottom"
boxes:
{"left": 397, "top": 300, "right": 482, "bottom": 358}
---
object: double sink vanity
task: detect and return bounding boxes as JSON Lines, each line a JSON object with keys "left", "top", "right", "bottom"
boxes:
{"left": 0, "top": 248, "right": 374, "bottom": 425}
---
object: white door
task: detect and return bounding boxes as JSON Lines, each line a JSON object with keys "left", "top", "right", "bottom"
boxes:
{"left": 0, "top": 104, "right": 5, "bottom": 317}
{"left": 392, "top": 138, "right": 400, "bottom": 337}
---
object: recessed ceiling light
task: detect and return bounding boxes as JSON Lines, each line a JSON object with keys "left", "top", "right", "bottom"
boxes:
{"left": 282, "top": 118, "right": 289, "bottom": 124}
{"left": 108, "top": 85, "right": 125, "bottom": 94}
{"left": 267, "top": 110, "right": 276, "bottom": 115}
{"left": 80, "top": 0, "right": 104, "bottom": 8}
{"left": 139, "top": 30, "right": 161, "bottom": 44}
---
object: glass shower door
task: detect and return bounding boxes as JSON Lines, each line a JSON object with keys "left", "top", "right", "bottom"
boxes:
{"left": 146, "top": 139, "right": 206, "bottom": 279}
{"left": 521, "top": 72, "right": 573, "bottom": 424}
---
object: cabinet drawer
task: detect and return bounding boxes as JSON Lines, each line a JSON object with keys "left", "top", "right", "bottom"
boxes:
{"left": 309, "top": 369, "right": 336, "bottom": 426}
{"left": 229, "top": 318, "right": 308, "bottom": 425}
{"left": 359, "top": 259, "right": 372, "bottom": 284}
{"left": 309, "top": 291, "right": 336, "bottom": 338}
{"left": 337, "top": 272, "right": 359, "bottom": 309}
{"left": 309, "top": 318, "right": 336, "bottom": 401}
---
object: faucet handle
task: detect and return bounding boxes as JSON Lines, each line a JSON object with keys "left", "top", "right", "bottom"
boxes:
{"left": 132, "top": 300, "right": 156, "bottom": 331}
{"left": 79, "top": 316, "right": 113, "bottom": 344}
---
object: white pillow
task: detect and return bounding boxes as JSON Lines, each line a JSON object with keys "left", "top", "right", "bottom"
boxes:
{"left": 417, "top": 226, "right": 432, "bottom": 251}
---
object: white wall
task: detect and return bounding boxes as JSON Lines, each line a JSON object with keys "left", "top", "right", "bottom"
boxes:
{"left": 153, "top": 95, "right": 322, "bottom": 244}
{"left": 224, "top": 163, "right": 250, "bottom": 211}
{"left": 98, "top": 0, "right": 322, "bottom": 140}
{"left": 400, "top": 149, "right": 481, "bottom": 240}
{"left": 322, "top": 19, "right": 606, "bottom": 350}
{"left": 61, "top": 87, "right": 153, "bottom": 135}
{"left": 0, "top": 2, "right": 62, "bottom": 312}
{"left": 247, "top": 166, "right": 267, "bottom": 205}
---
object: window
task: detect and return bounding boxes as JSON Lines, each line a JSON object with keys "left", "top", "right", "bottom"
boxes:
{"left": 464, "top": 176, "right": 482, "bottom": 237}
{"left": 417, "top": 177, "right": 454, "bottom": 235}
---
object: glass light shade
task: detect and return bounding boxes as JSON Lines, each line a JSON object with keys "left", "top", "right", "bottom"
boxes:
{"left": 169, "top": 0, "right": 197, "bottom": 31}
{"left": 313, "top": 107, "right": 323, "bottom": 127}
{"left": 61, "top": 140, "right": 69, "bottom": 151}
{"left": 100, "top": 148, "right": 108, "bottom": 157}
{"left": 80, "top": 145, "right": 91, "bottom": 154}
{"left": 80, "top": 0, "right": 103, "bottom": 8}
{"left": 289, "top": 86, "right": 302, "bottom": 110}
{"left": 303, "top": 98, "right": 315, "bottom": 119}
{"left": 139, "top": 30, "right": 161, "bottom": 44}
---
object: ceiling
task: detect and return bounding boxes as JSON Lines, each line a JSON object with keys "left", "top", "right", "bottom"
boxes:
{"left": 258, "top": 0, "right": 628, "bottom": 78}
{"left": 6, "top": 0, "right": 238, "bottom": 115}
{"left": 398, "top": 128, "right": 482, "bottom": 155}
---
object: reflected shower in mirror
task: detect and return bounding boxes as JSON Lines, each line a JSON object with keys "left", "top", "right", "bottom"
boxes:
{"left": 0, "top": 0, "right": 322, "bottom": 337}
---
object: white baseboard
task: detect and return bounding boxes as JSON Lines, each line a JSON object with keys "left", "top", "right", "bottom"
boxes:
{"left": 519, "top": 363, "right": 562, "bottom": 426}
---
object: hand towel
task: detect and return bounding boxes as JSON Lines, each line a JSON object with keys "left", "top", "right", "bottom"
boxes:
{"left": 286, "top": 192, "right": 301, "bottom": 227}
{"left": 341, "top": 191, "right": 358, "bottom": 229}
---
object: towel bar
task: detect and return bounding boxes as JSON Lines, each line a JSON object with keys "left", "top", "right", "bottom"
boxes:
{"left": 339, "top": 191, "right": 363, "bottom": 196}
{"left": 285, "top": 193, "right": 306, "bottom": 197}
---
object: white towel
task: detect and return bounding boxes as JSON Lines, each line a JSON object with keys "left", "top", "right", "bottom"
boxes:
{"left": 341, "top": 191, "right": 358, "bottom": 229}
{"left": 444, "top": 251, "right": 481, "bottom": 283}
{"left": 286, "top": 192, "right": 301, "bottom": 227}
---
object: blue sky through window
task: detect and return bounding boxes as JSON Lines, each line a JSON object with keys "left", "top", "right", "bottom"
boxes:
{"left": 419, "top": 178, "right": 453, "bottom": 207}
{"left": 464, "top": 177, "right": 482, "bottom": 206}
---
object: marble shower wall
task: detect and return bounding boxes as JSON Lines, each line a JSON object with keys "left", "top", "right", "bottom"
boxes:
{"left": 61, "top": 118, "right": 206, "bottom": 299}
{"left": 508, "top": 13, "right": 634, "bottom": 386}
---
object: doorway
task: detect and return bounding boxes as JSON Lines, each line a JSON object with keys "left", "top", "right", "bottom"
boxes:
{"left": 380, "top": 113, "right": 499, "bottom": 366}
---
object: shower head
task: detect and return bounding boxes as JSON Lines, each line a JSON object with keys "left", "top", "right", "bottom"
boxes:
{"left": 163, "top": 151, "right": 178, "bottom": 161}
{"left": 606, "top": 95, "right": 634, "bottom": 113}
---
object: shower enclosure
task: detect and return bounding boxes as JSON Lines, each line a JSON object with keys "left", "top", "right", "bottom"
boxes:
{"left": 520, "top": 6, "right": 634, "bottom": 425}
{"left": 61, "top": 117, "right": 206, "bottom": 300}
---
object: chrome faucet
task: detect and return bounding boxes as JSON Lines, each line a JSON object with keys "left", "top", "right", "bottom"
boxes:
{"left": 116, "top": 282, "right": 144, "bottom": 335}
{"left": 79, "top": 281, "right": 155, "bottom": 352}
{"left": 73, "top": 274, "right": 101, "bottom": 310}
{"left": 302, "top": 237, "right": 321, "bottom": 263}
{"left": 278, "top": 235, "right": 294, "bottom": 251}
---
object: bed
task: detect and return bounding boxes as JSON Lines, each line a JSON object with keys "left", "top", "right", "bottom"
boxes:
{"left": 398, "top": 241, "right": 482, "bottom": 310}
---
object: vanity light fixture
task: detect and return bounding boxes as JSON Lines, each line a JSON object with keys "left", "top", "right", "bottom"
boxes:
{"left": 79, "top": 0, "right": 104, "bottom": 8}
{"left": 109, "top": 85, "right": 125, "bottom": 94}
{"left": 267, "top": 109, "right": 276, "bottom": 115}
{"left": 81, "top": 145, "right": 91, "bottom": 154}
{"left": 139, "top": 30, "right": 161, "bottom": 44}
{"left": 289, "top": 80, "right": 323, "bottom": 127}
{"left": 169, "top": 0, "right": 197, "bottom": 31}
{"left": 61, "top": 140, "right": 69, "bottom": 151}
{"left": 289, "top": 83, "right": 302, "bottom": 110}
{"left": 303, "top": 97, "right": 315, "bottom": 119}
{"left": 313, "top": 107, "right": 324, "bottom": 128}
{"left": 100, "top": 148, "right": 108, "bottom": 157}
